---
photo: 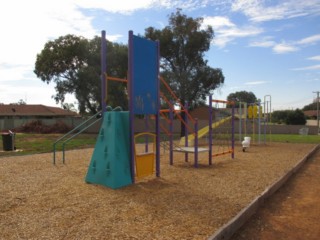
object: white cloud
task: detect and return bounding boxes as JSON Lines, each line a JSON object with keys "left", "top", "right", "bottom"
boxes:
{"left": 297, "top": 34, "right": 320, "bottom": 45}
{"left": 75, "top": 0, "right": 154, "bottom": 14}
{"left": 106, "top": 34, "right": 123, "bottom": 42}
{"left": 202, "top": 16, "right": 262, "bottom": 47}
{"left": 0, "top": 1, "right": 98, "bottom": 67}
{"left": 154, "top": 0, "right": 219, "bottom": 11}
{"left": 231, "top": 0, "right": 320, "bottom": 22}
{"left": 203, "top": 16, "right": 235, "bottom": 28}
{"left": 0, "top": 0, "right": 99, "bottom": 105}
{"left": 249, "top": 33, "right": 320, "bottom": 54}
{"left": 249, "top": 40, "right": 275, "bottom": 48}
{"left": 307, "top": 55, "right": 320, "bottom": 61}
{"left": 0, "top": 81, "right": 58, "bottom": 106}
{"left": 273, "top": 42, "right": 299, "bottom": 54}
{"left": 244, "top": 81, "right": 269, "bottom": 85}
{"left": 291, "top": 64, "right": 320, "bottom": 71}
{"left": 0, "top": 65, "right": 31, "bottom": 82}
{"left": 249, "top": 36, "right": 275, "bottom": 48}
{"left": 75, "top": 0, "right": 216, "bottom": 14}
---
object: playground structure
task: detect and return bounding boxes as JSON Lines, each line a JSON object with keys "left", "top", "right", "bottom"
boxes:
{"left": 85, "top": 30, "right": 161, "bottom": 189}
{"left": 53, "top": 30, "right": 235, "bottom": 189}
{"left": 162, "top": 95, "right": 235, "bottom": 168}
{"left": 235, "top": 96, "right": 272, "bottom": 149}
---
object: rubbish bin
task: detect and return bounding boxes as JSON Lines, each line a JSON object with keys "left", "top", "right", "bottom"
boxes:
{"left": 1, "top": 131, "right": 15, "bottom": 151}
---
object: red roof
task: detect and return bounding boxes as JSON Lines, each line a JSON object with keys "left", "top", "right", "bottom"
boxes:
{"left": 0, "top": 104, "right": 78, "bottom": 117}
{"left": 304, "top": 110, "right": 318, "bottom": 117}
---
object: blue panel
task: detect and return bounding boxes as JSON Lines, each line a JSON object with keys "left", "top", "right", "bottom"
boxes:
{"left": 132, "top": 35, "right": 158, "bottom": 114}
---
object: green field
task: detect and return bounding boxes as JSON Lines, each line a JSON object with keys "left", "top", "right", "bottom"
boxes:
{"left": 0, "top": 133, "right": 97, "bottom": 157}
{"left": 0, "top": 133, "right": 319, "bottom": 158}
{"left": 242, "top": 134, "right": 320, "bottom": 144}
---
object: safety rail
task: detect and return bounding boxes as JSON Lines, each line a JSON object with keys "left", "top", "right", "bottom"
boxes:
{"left": 159, "top": 76, "right": 195, "bottom": 124}
{"left": 53, "top": 111, "right": 102, "bottom": 164}
{"left": 160, "top": 92, "right": 194, "bottom": 134}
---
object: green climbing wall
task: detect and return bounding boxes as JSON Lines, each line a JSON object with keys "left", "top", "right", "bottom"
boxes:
{"left": 85, "top": 111, "right": 132, "bottom": 189}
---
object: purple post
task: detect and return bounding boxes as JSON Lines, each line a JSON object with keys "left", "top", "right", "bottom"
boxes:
{"left": 128, "top": 30, "right": 135, "bottom": 183}
{"left": 184, "top": 102, "right": 189, "bottom": 162}
{"left": 209, "top": 95, "right": 213, "bottom": 165}
{"left": 194, "top": 118, "right": 198, "bottom": 168}
{"left": 156, "top": 113, "right": 160, "bottom": 177}
{"left": 169, "top": 102, "right": 174, "bottom": 165}
{"left": 145, "top": 115, "right": 149, "bottom": 153}
{"left": 101, "top": 30, "right": 107, "bottom": 113}
{"left": 231, "top": 102, "right": 235, "bottom": 159}
{"left": 155, "top": 40, "right": 160, "bottom": 177}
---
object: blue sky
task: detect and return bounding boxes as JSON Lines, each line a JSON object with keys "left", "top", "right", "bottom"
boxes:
{"left": 0, "top": 0, "right": 320, "bottom": 111}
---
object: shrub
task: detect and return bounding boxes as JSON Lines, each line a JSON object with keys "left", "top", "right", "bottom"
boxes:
{"left": 15, "top": 120, "right": 72, "bottom": 133}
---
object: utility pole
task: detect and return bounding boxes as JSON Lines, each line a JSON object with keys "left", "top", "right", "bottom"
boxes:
{"left": 313, "top": 91, "right": 320, "bottom": 134}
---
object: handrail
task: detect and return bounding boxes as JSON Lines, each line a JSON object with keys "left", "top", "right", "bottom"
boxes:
{"left": 106, "top": 75, "right": 128, "bottom": 83}
{"left": 159, "top": 111, "right": 171, "bottom": 125}
{"left": 159, "top": 76, "right": 195, "bottom": 124}
{"left": 160, "top": 92, "right": 194, "bottom": 134}
{"left": 134, "top": 132, "right": 156, "bottom": 155}
{"left": 53, "top": 110, "right": 102, "bottom": 164}
{"left": 62, "top": 117, "right": 102, "bottom": 163}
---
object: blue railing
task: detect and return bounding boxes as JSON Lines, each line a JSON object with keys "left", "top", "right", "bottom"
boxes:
{"left": 53, "top": 111, "right": 102, "bottom": 164}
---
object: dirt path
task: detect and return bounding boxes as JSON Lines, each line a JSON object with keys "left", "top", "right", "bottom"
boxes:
{"left": 231, "top": 149, "right": 320, "bottom": 240}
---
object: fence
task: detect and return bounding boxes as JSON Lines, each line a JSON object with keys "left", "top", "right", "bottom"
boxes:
{"left": 0, "top": 117, "right": 319, "bottom": 135}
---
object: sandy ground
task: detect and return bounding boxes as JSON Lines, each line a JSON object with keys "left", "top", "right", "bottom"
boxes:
{"left": 230, "top": 147, "right": 320, "bottom": 240}
{"left": 0, "top": 143, "right": 317, "bottom": 239}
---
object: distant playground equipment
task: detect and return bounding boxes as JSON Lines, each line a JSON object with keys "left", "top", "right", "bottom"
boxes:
{"left": 263, "top": 95, "right": 272, "bottom": 142}
{"left": 53, "top": 30, "right": 236, "bottom": 189}
{"left": 208, "top": 98, "right": 235, "bottom": 160}
{"left": 237, "top": 101, "right": 248, "bottom": 143}
{"left": 242, "top": 136, "right": 251, "bottom": 152}
{"left": 169, "top": 96, "right": 234, "bottom": 167}
{"left": 238, "top": 95, "right": 272, "bottom": 150}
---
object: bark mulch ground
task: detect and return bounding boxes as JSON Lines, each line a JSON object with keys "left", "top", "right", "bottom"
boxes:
{"left": 0, "top": 143, "right": 316, "bottom": 239}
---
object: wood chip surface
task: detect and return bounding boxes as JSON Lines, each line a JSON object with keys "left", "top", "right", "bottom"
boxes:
{"left": 0, "top": 143, "right": 316, "bottom": 239}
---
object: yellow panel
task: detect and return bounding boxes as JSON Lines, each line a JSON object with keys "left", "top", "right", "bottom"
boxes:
{"left": 248, "top": 106, "right": 253, "bottom": 119}
{"left": 253, "top": 105, "right": 258, "bottom": 118}
{"left": 135, "top": 153, "right": 154, "bottom": 178}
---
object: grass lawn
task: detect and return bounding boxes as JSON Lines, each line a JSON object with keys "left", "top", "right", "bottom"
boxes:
{"left": 0, "top": 133, "right": 97, "bottom": 157}
{"left": 264, "top": 134, "right": 320, "bottom": 144}
{"left": 0, "top": 132, "right": 319, "bottom": 158}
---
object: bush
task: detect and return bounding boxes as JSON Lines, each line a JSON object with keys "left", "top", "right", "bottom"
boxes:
{"left": 285, "top": 109, "right": 306, "bottom": 125}
{"left": 272, "top": 109, "right": 306, "bottom": 125}
{"left": 15, "top": 120, "right": 72, "bottom": 133}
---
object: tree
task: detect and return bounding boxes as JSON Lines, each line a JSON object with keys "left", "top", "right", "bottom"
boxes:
{"left": 286, "top": 109, "right": 306, "bottom": 125}
{"left": 144, "top": 9, "right": 225, "bottom": 135}
{"left": 34, "top": 35, "right": 128, "bottom": 114}
{"left": 10, "top": 99, "right": 26, "bottom": 105}
{"left": 302, "top": 102, "right": 318, "bottom": 111}
{"left": 62, "top": 103, "right": 77, "bottom": 112}
{"left": 271, "top": 109, "right": 306, "bottom": 125}
{"left": 227, "top": 91, "right": 257, "bottom": 107}
{"left": 271, "top": 110, "right": 290, "bottom": 124}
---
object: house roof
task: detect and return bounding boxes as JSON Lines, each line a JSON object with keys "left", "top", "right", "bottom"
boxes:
{"left": 0, "top": 104, "right": 78, "bottom": 117}
{"left": 304, "top": 110, "right": 318, "bottom": 117}
{"left": 190, "top": 105, "right": 210, "bottom": 120}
